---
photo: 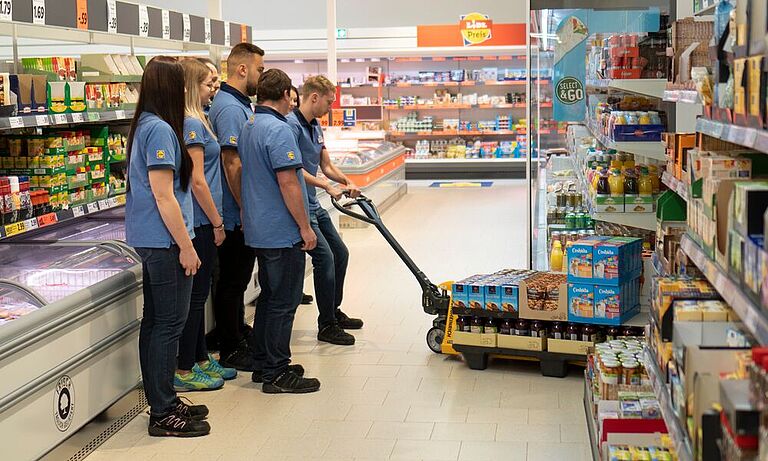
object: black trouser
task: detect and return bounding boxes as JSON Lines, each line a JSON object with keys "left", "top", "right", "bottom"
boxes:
{"left": 308, "top": 208, "right": 349, "bottom": 329}
{"left": 137, "top": 245, "right": 193, "bottom": 416}
{"left": 250, "top": 244, "right": 306, "bottom": 382}
{"left": 213, "top": 226, "right": 256, "bottom": 357}
{"left": 178, "top": 225, "right": 216, "bottom": 370}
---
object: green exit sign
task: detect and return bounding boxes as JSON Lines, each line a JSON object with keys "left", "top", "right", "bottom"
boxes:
{"left": 336, "top": 28, "right": 348, "bottom": 39}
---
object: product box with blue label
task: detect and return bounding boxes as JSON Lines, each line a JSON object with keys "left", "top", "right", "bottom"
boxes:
{"left": 468, "top": 280, "right": 486, "bottom": 310}
{"left": 568, "top": 278, "right": 641, "bottom": 325}
{"left": 592, "top": 237, "right": 643, "bottom": 285}
{"left": 566, "top": 237, "right": 605, "bottom": 284}
{"left": 451, "top": 281, "right": 469, "bottom": 309}
{"left": 500, "top": 284, "right": 519, "bottom": 314}
{"left": 484, "top": 284, "right": 502, "bottom": 311}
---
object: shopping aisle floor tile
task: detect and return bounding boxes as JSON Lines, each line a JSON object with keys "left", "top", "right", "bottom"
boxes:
{"left": 85, "top": 180, "right": 589, "bottom": 461}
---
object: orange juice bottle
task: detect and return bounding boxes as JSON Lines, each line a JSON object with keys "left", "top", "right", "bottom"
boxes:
{"left": 550, "top": 240, "right": 564, "bottom": 272}
{"left": 638, "top": 166, "right": 653, "bottom": 195}
{"left": 648, "top": 165, "right": 660, "bottom": 194}
{"left": 608, "top": 168, "right": 624, "bottom": 196}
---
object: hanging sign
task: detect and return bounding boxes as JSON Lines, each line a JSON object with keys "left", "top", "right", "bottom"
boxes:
{"left": 32, "top": 0, "right": 45, "bottom": 25}
{"left": 204, "top": 18, "right": 211, "bottom": 44}
{"left": 224, "top": 21, "right": 231, "bottom": 47}
{"left": 342, "top": 108, "right": 357, "bottom": 127}
{"left": 76, "top": 0, "right": 88, "bottom": 30}
{"left": 138, "top": 5, "right": 149, "bottom": 37}
{"left": 459, "top": 12, "right": 492, "bottom": 46}
{"left": 182, "top": 13, "right": 191, "bottom": 42}
{"left": 107, "top": 0, "right": 117, "bottom": 34}
{"left": 240, "top": 24, "right": 247, "bottom": 43}
{"left": 162, "top": 10, "right": 170, "bottom": 40}
{"left": 0, "top": 0, "right": 11, "bottom": 23}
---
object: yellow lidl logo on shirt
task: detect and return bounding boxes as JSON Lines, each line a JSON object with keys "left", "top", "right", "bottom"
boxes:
{"left": 287, "top": 151, "right": 295, "bottom": 160}
{"left": 156, "top": 150, "right": 166, "bottom": 159}
{"left": 189, "top": 131, "right": 197, "bottom": 140}
{"left": 229, "top": 135, "right": 237, "bottom": 145}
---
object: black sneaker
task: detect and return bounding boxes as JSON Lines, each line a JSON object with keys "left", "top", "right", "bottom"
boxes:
{"left": 301, "top": 293, "right": 314, "bottom": 305}
{"left": 173, "top": 396, "right": 209, "bottom": 421}
{"left": 318, "top": 324, "right": 355, "bottom": 345}
{"left": 241, "top": 323, "right": 253, "bottom": 338}
{"left": 251, "top": 364, "right": 305, "bottom": 383}
{"left": 148, "top": 411, "right": 210, "bottom": 437}
{"left": 219, "top": 347, "right": 257, "bottom": 372}
{"left": 336, "top": 309, "right": 364, "bottom": 330}
{"left": 262, "top": 370, "right": 320, "bottom": 394}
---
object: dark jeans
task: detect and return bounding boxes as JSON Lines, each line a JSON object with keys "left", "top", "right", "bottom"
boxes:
{"left": 137, "top": 246, "right": 193, "bottom": 416}
{"left": 178, "top": 225, "right": 216, "bottom": 370}
{"left": 213, "top": 226, "right": 256, "bottom": 357}
{"left": 308, "top": 207, "right": 349, "bottom": 329}
{"left": 249, "top": 244, "right": 306, "bottom": 382}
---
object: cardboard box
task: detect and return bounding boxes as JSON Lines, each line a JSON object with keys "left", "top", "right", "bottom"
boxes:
{"left": 547, "top": 338, "right": 592, "bottom": 355}
{"left": 625, "top": 194, "right": 654, "bottom": 213}
{"left": 734, "top": 58, "right": 747, "bottom": 116}
{"left": 732, "top": 181, "right": 768, "bottom": 237}
{"left": 500, "top": 284, "right": 519, "bottom": 314}
{"left": 468, "top": 281, "right": 486, "bottom": 310}
{"left": 497, "top": 333, "right": 545, "bottom": 351}
{"left": 484, "top": 284, "right": 502, "bottom": 312}
{"left": 568, "top": 283, "right": 594, "bottom": 319}
{"left": 592, "top": 194, "right": 624, "bottom": 213}
{"left": 567, "top": 239, "right": 601, "bottom": 283}
{"left": 451, "top": 280, "right": 470, "bottom": 309}
{"left": 519, "top": 280, "right": 568, "bottom": 322}
{"left": 748, "top": 56, "right": 763, "bottom": 118}
{"left": 453, "top": 331, "right": 496, "bottom": 348}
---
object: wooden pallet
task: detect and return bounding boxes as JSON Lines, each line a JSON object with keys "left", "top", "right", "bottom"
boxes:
{"left": 452, "top": 343, "right": 587, "bottom": 378}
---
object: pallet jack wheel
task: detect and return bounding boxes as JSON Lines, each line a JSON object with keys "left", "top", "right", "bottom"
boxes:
{"left": 426, "top": 327, "right": 444, "bottom": 354}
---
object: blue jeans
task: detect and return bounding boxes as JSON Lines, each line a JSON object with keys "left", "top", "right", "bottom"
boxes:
{"left": 308, "top": 208, "right": 349, "bottom": 329}
{"left": 178, "top": 225, "right": 216, "bottom": 370}
{"left": 137, "top": 246, "right": 193, "bottom": 416}
{"left": 249, "top": 244, "right": 306, "bottom": 383}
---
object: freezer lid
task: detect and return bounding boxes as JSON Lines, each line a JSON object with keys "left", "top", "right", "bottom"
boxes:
{"left": 0, "top": 280, "right": 46, "bottom": 326}
{"left": 18, "top": 220, "right": 126, "bottom": 243}
{"left": 0, "top": 243, "right": 138, "bottom": 306}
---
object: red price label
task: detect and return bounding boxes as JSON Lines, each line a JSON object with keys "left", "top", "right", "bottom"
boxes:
{"left": 76, "top": 0, "right": 88, "bottom": 30}
{"left": 37, "top": 213, "right": 57, "bottom": 227}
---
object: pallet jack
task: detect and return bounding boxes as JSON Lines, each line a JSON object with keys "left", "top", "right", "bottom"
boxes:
{"left": 332, "top": 194, "right": 459, "bottom": 355}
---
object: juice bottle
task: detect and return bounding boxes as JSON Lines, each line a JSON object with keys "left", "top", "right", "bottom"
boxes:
{"left": 622, "top": 159, "right": 635, "bottom": 177}
{"left": 470, "top": 317, "right": 483, "bottom": 334}
{"left": 648, "top": 165, "right": 660, "bottom": 194}
{"left": 638, "top": 166, "right": 653, "bottom": 195}
{"left": 623, "top": 168, "right": 638, "bottom": 195}
{"left": 592, "top": 166, "right": 604, "bottom": 190}
{"left": 608, "top": 168, "right": 624, "bottom": 196}
{"left": 596, "top": 169, "right": 610, "bottom": 196}
{"left": 550, "top": 240, "right": 564, "bottom": 272}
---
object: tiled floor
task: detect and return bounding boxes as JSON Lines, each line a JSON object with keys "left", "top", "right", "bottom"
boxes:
{"left": 85, "top": 180, "right": 590, "bottom": 461}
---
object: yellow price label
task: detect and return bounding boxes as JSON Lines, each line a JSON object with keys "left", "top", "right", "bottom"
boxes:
{"left": 5, "top": 221, "right": 26, "bottom": 237}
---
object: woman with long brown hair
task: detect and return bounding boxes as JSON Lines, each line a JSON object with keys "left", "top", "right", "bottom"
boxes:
{"left": 173, "top": 58, "right": 236, "bottom": 391}
{"left": 125, "top": 56, "right": 209, "bottom": 437}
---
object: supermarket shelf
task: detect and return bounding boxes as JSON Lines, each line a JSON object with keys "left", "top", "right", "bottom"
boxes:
{"left": 694, "top": 2, "right": 717, "bottom": 16}
{"left": 405, "top": 157, "right": 537, "bottom": 180}
{"left": 385, "top": 79, "right": 551, "bottom": 88}
{"left": 388, "top": 130, "right": 525, "bottom": 138}
{"left": 406, "top": 158, "right": 531, "bottom": 164}
{"left": 0, "top": 110, "right": 135, "bottom": 132}
{"left": 586, "top": 123, "right": 666, "bottom": 161}
{"left": 79, "top": 75, "right": 143, "bottom": 83}
{"left": 0, "top": 195, "right": 126, "bottom": 240}
{"left": 584, "top": 375, "right": 600, "bottom": 461}
{"left": 662, "top": 90, "right": 700, "bottom": 105}
{"left": 696, "top": 118, "right": 768, "bottom": 154}
{"left": 587, "top": 79, "right": 667, "bottom": 99}
{"left": 643, "top": 346, "right": 694, "bottom": 461}
{"left": 384, "top": 103, "right": 552, "bottom": 111}
{"left": 652, "top": 251, "right": 670, "bottom": 277}
{"left": 680, "top": 234, "right": 768, "bottom": 345}
{"left": 661, "top": 172, "right": 689, "bottom": 201}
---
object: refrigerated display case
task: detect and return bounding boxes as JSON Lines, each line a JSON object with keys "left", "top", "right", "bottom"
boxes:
{"left": 0, "top": 242, "right": 142, "bottom": 461}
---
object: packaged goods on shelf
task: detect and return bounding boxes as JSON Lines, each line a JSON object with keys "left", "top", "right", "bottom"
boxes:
{"left": 79, "top": 54, "right": 144, "bottom": 77}
{"left": 588, "top": 31, "right": 669, "bottom": 81}
{"left": 605, "top": 444, "right": 676, "bottom": 461}
{"left": 592, "top": 99, "right": 665, "bottom": 143}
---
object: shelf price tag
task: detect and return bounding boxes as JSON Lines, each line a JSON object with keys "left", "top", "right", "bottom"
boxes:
{"left": 98, "top": 199, "right": 110, "bottom": 210}
{"left": 88, "top": 112, "right": 100, "bottom": 122}
{"left": 224, "top": 21, "right": 231, "bottom": 47}
{"left": 204, "top": 18, "right": 211, "bottom": 44}
{"left": 182, "top": 14, "right": 191, "bottom": 42}
{"left": 76, "top": 0, "right": 88, "bottom": 30}
{"left": 161, "top": 9, "right": 170, "bottom": 40}
{"left": 115, "top": 110, "right": 126, "bottom": 120}
{"left": 54, "top": 114, "right": 68, "bottom": 125}
{"left": 8, "top": 117, "right": 23, "bottom": 129}
{"left": 107, "top": 0, "right": 117, "bottom": 34}
{"left": 86, "top": 202, "right": 99, "bottom": 214}
{"left": 71, "top": 112, "right": 84, "bottom": 123}
{"left": 0, "top": 0, "right": 11, "bottom": 22}
{"left": 138, "top": 5, "right": 149, "bottom": 37}
{"left": 35, "top": 114, "right": 49, "bottom": 126}
{"left": 32, "top": 0, "right": 45, "bottom": 25}
{"left": 24, "top": 218, "right": 39, "bottom": 231}
{"left": 37, "top": 213, "right": 57, "bottom": 227}
{"left": 115, "top": 195, "right": 126, "bottom": 205}
{"left": 72, "top": 206, "right": 86, "bottom": 218}
{"left": 4, "top": 221, "right": 25, "bottom": 237}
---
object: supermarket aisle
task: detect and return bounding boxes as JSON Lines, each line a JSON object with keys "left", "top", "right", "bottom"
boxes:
{"left": 86, "top": 180, "right": 590, "bottom": 461}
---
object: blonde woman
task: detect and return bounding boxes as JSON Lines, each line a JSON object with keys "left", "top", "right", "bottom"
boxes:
{"left": 174, "top": 58, "right": 236, "bottom": 391}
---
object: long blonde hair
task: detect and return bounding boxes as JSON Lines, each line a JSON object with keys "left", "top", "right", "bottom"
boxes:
{"left": 182, "top": 58, "right": 216, "bottom": 138}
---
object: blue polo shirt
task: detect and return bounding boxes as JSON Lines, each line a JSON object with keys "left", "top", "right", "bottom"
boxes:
{"left": 286, "top": 109, "right": 325, "bottom": 213}
{"left": 208, "top": 83, "right": 253, "bottom": 231}
{"left": 240, "top": 106, "right": 309, "bottom": 249}
{"left": 126, "top": 112, "right": 194, "bottom": 248}
{"left": 184, "top": 116, "right": 222, "bottom": 227}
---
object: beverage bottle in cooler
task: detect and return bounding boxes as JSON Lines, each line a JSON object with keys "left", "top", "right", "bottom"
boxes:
{"left": 550, "top": 240, "right": 564, "bottom": 272}
{"left": 638, "top": 167, "right": 653, "bottom": 195}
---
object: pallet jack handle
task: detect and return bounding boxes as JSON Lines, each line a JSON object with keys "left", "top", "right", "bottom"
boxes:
{"left": 331, "top": 194, "right": 450, "bottom": 316}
